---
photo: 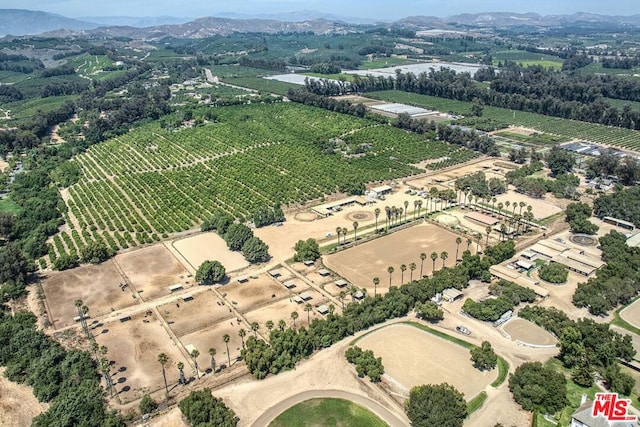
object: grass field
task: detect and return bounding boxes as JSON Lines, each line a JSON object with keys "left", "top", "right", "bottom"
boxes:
{"left": 494, "top": 131, "right": 571, "bottom": 145}
{"left": 366, "top": 90, "right": 640, "bottom": 151}
{"left": 492, "top": 50, "right": 563, "bottom": 69}
{"left": 269, "top": 398, "right": 388, "bottom": 427}
{"left": 0, "top": 196, "right": 21, "bottom": 215}
{"left": 221, "top": 76, "right": 300, "bottom": 95}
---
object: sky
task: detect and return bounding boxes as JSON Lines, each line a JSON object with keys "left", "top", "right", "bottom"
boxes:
{"left": 5, "top": 0, "right": 640, "bottom": 20}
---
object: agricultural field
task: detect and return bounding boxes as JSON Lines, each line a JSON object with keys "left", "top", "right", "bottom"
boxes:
{"left": 50, "top": 102, "right": 474, "bottom": 260}
{"left": 221, "top": 76, "right": 300, "bottom": 95}
{"left": 366, "top": 90, "right": 640, "bottom": 151}
{"left": 492, "top": 50, "right": 563, "bottom": 69}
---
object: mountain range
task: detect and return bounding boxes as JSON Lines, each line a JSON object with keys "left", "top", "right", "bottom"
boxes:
{"left": 2, "top": 9, "right": 640, "bottom": 38}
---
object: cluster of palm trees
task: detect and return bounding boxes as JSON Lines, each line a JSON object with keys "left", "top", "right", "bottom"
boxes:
{"left": 335, "top": 222, "right": 358, "bottom": 245}
{"left": 463, "top": 193, "right": 536, "bottom": 239}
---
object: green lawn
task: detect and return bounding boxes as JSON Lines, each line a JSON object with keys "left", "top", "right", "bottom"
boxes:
{"left": 269, "top": 398, "right": 388, "bottom": 427}
{"left": 220, "top": 76, "right": 300, "bottom": 95}
{"left": 494, "top": 131, "right": 571, "bottom": 145}
{"left": 0, "top": 196, "right": 20, "bottom": 214}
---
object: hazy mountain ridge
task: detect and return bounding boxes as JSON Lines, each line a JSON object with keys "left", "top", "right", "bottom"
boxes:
{"left": 3, "top": 8, "right": 640, "bottom": 39}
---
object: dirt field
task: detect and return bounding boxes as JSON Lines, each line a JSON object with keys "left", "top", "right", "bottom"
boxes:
{"left": 502, "top": 318, "right": 557, "bottom": 346}
{"left": 172, "top": 233, "right": 249, "bottom": 274}
{"left": 115, "top": 245, "right": 191, "bottom": 301}
{"left": 243, "top": 297, "right": 330, "bottom": 335}
{"left": 493, "top": 190, "right": 563, "bottom": 220}
{"left": 222, "top": 276, "right": 291, "bottom": 314}
{"left": 42, "top": 261, "right": 136, "bottom": 329}
{"left": 179, "top": 320, "right": 244, "bottom": 373}
{"left": 324, "top": 223, "right": 471, "bottom": 291}
{"left": 94, "top": 311, "right": 189, "bottom": 403}
{"left": 0, "top": 367, "right": 48, "bottom": 426}
{"left": 620, "top": 299, "right": 640, "bottom": 330}
{"left": 158, "top": 290, "right": 233, "bottom": 337}
{"left": 358, "top": 323, "right": 495, "bottom": 399}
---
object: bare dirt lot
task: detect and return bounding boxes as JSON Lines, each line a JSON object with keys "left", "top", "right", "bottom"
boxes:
{"left": 621, "top": 299, "right": 640, "bottom": 330}
{"left": 324, "top": 223, "right": 470, "bottom": 291}
{"left": 115, "top": 245, "right": 191, "bottom": 301}
{"left": 222, "top": 276, "right": 291, "bottom": 314}
{"left": 172, "top": 233, "right": 249, "bottom": 274}
{"left": 42, "top": 261, "right": 135, "bottom": 329}
{"left": 94, "top": 311, "right": 189, "bottom": 403}
{"left": 178, "top": 320, "right": 244, "bottom": 373}
{"left": 357, "top": 323, "right": 495, "bottom": 399}
{"left": 0, "top": 367, "right": 48, "bottom": 427}
{"left": 502, "top": 318, "right": 557, "bottom": 346}
{"left": 158, "top": 289, "right": 233, "bottom": 337}
{"left": 243, "top": 298, "right": 328, "bottom": 335}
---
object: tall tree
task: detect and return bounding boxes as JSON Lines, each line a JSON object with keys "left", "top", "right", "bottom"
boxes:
{"left": 440, "top": 251, "right": 448, "bottom": 268}
{"left": 409, "top": 262, "right": 416, "bottom": 282}
{"left": 177, "top": 361, "right": 186, "bottom": 385}
{"left": 374, "top": 208, "right": 380, "bottom": 232}
{"left": 419, "top": 252, "right": 427, "bottom": 277}
{"left": 158, "top": 353, "right": 169, "bottom": 395}
{"left": 305, "top": 303, "right": 313, "bottom": 324}
{"left": 400, "top": 264, "right": 407, "bottom": 284}
{"left": 406, "top": 383, "right": 467, "bottom": 427}
{"left": 238, "top": 328, "right": 246, "bottom": 348}
{"left": 373, "top": 277, "right": 380, "bottom": 297}
{"left": 191, "top": 349, "right": 200, "bottom": 378}
{"left": 430, "top": 252, "right": 438, "bottom": 272}
{"left": 291, "top": 311, "right": 298, "bottom": 329}
{"left": 387, "top": 266, "right": 394, "bottom": 287}
{"left": 223, "top": 334, "right": 231, "bottom": 367}
{"left": 208, "top": 348, "right": 216, "bottom": 373}
{"left": 352, "top": 221, "right": 359, "bottom": 243}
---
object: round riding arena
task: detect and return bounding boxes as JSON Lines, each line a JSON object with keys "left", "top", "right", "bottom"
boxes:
{"left": 357, "top": 323, "right": 495, "bottom": 399}
{"left": 620, "top": 299, "right": 640, "bottom": 330}
{"left": 346, "top": 211, "right": 374, "bottom": 222}
{"left": 570, "top": 234, "right": 598, "bottom": 247}
{"left": 502, "top": 318, "right": 557, "bottom": 347}
{"left": 294, "top": 211, "right": 318, "bottom": 222}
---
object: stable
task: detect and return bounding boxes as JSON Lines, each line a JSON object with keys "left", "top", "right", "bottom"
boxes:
{"left": 237, "top": 276, "right": 249, "bottom": 283}
{"left": 318, "top": 269, "right": 331, "bottom": 277}
{"left": 369, "top": 185, "right": 393, "bottom": 199}
{"left": 284, "top": 280, "right": 297, "bottom": 289}
{"left": 464, "top": 211, "right": 500, "bottom": 227}
{"left": 335, "top": 279, "right": 349, "bottom": 288}
{"left": 317, "top": 305, "right": 330, "bottom": 315}
{"left": 603, "top": 216, "right": 636, "bottom": 231}
{"left": 181, "top": 293, "right": 194, "bottom": 301}
{"left": 268, "top": 269, "right": 281, "bottom": 278}
{"left": 168, "top": 283, "right": 183, "bottom": 293}
{"left": 442, "top": 288, "right": 463, "bottom": 302}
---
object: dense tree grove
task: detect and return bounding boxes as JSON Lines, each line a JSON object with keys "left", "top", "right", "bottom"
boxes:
{"left": 593, "top": 186, "right": 640, "bottom": 227}
{"left": 415, "top": 301, "right": 444, "bottom": 322}
{"left": 455, "top": 171, "right": 506, "bottom": 199}
{"left": 195, "top": 260, "right": 226, "bottom": 285}
{"left": 242, "top": 241, "right": 516, "bottom": 379}
{"left": 573, "top": 231, "right": 640, "bottom": 315}
{"left": 178, "top": 388, "right": 238, "bottom": 427}
{"left": 251, "top": 206, "right": 285, "bottom": 228}
{"left": 345, "top": 346, "right": 384, "bottom": 382}
{"left": 436, "top": 124, "right": 500, "bottom": 156}
{"left": 519, "top": 306, "right": 635, "bottom": 390}
{"left": 509, "top": 362, "right": 568, "bottom": 414}
{"left": 310, "top": 65, "right": 640, "bottom": 130}
{"left": 587, "top": 150, "right": 640, "bottom": 185}
{"left": 0, "top": 310, "right": 122, "bottom": 426}
{"left": 470, "top": 341, "right": 498, "bottom": 371}
{"left": 565, "top": 202, "right": 598, "bottom": 235}
{"left": 405, "top": 383, "right": 467, "bottom": 427}
{"left": 538, "top": 263, "right": 569, "bottom": 284}
{"left": 462, "top": 280, "right": 536, "bottom": 322}
{"left": 293, "top": 238, "right": 321, "bottom": 262}
{"left": 201, "top": 213, "right": 270, "bottom": 263}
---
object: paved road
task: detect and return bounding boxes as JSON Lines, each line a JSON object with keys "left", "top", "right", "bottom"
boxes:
{"left": 251, "top": 389, "right": 409, "bottom": 427}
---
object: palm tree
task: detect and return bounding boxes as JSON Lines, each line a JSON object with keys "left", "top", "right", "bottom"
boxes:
{"left": 177, "top": 361, "right": 186, "bottom": 385}
{"left": 342, "top": 227, "right": 348, "bottom": 243}
{"left": 409, "top": 262, "right": 416, "bottom": 282}
{"left": 385, "top": 206, "right": 391, "bottom": 230}
{"left": 374, "top": 208, "right": 381, "bottom": 232}
{"left": 373, "top": 277, "right": 380, "bottom": 297}
{"left": 209, "top": 348, "right": 216, "bottom": 373}
{"left": 265, "top": 320, "right": 274, "bottom": 332}
{"left": 223, "top": 334, "right": 231, "bottom": 367}
{"left": 466, "top": 238, "right": 472, "bottom": 252}
{"left": 512, "top": 201, "right": 518, "bottom": 215}
{"left": 191, "top": 349, "right": 200, "bottom": 378}
{"left": 519, "top": 201, "right": 526, "bottom": 215}
{"left": 505, "top": 201, "right": 510, "bottom": 214}
{"left": 250, "top": 321, "right": 259, "bottom": 337}
{"left": 430, "top": 251, "right": 438, "bottom": 272}
{"left": 352, "top": 221, "right": 359, "bottom": 243}
{"left": 419, "top": 252, "right": 427, "bottom": 277}
{"left": 497, "top": 202, "right": 504, "bottom": 216}
{"left": 278, "top": 319, "right": 286, "bottom": 331}
{"left": 238, "top": 328, "right": 246, "bottom": 348}
{"left": 387, "top": 266, "right": 394, "bottom": 287}
{"left": 339, "top": 290, "right": 347, "bottom": 309}
{"left": 158, "top": 353, "right": 169, "bottom": 394}
{"left": 417, "top": 200, "right": 423, "bottom": 218}
{"left": 500, "top": 223, "right": 507, "bottom": 241}
{"left": 413, "top": 200, "right": 419, "bottom": 220}
{"left": 454, "top": 237, "right": 462, "bottom": 263}
{"left": 476, "top": 233, "right": 482, "bottom": 253}
{"left": 335, "top": 227, "right": 342, "bottom": 245}
{"left": 486, "top": 226, "right": 492, "bottom": 245}
{"left": 491, "top": 197, "right": 497, "bottom": 214}
{"left": 304, "top": 303, "right": 313, "bottom": 325}
{"left": 440, "top": 251, "right": 448, "bottom": 268}
{"left": 400, "top": 264, "right": 407, "bottom": 284}
{"left": 100, "top": 357, "right": 114, "bottom": 397}
{"left": 404, "top": 200, "right": 409, "bottom": 223}
{"left": 291, "top": 311, "right": 298, "bottom": 329}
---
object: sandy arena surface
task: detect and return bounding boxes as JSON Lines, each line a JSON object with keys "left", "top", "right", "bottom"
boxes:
{"left": 621, "top": 299, "right": 640, "bottom": 330}
{"left": 324, "top": 223, "right": 473, "bottom": 291}
{"left": 94, "top": 311, "right": 190, "bottom": 403}
{"left": 172, "top": 233, "right": 249, "bottom": 274}
{"left": 502, "top": 318, "right": 557, "bottom": 346}
{"left": 358, "top": 323, "right": 496, "bottom": 398}
{"left": 42, "top": 261, "right": 137, "bottom": 329}
{"left": 158, "top": 289, "right": 233, "bottom": 337}
{"left": 0, "top": 367, "right": 48, "bottom": 427}
{"left": 115, "top": 245, "right": 191, "bottom": 301}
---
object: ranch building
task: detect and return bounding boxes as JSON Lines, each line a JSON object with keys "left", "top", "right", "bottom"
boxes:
{"left": 442, "top": 288, "right": 463, "bottom": 302}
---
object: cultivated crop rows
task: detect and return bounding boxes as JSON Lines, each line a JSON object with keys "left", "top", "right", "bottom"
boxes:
{"left": 50, "top": 103, "right": 476, "bottom": 259}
